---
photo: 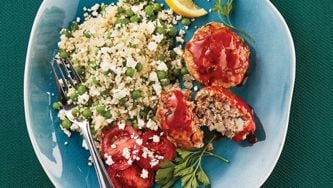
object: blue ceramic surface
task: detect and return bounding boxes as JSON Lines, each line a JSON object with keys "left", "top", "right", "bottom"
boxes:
{"left": 24, "top": 0, "right": 295, "bottom": 187}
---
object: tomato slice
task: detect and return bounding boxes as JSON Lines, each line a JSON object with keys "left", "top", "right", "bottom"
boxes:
{"left": 137, "top": 131, "right": 176, "bottom": 171}
{"left": 101, "top": 125, "right": 141, "bottom": 170}
{"left": 108, "top": 165, "right": 154, "bottom": 188}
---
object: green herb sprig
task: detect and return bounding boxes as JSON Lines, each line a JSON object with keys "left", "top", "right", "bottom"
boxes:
{"left": 213, "top": 0, "right": 255, "bottom": 43}
{"left": 156, "top": 136, "right": 229, "bottom": 188}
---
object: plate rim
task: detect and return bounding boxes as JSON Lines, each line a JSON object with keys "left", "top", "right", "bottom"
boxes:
{"left": 23, "top": 0, "right": 296, "bottom": 187}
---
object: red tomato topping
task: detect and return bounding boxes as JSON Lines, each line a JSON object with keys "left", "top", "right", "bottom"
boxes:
{"left": 137, "top": 131, "right": 176, "bottom": 170}
{"left": 185, "top": 22, "right": 250, "bottom": 88}
{"left": 107, "top": 165, "right": 154, "bottom": 188}
{"left": 101, "top": 125, "right": 141, "bottom": 170}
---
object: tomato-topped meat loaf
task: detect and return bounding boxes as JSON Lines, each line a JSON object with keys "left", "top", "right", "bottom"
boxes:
{"left": 195, "top": 86, "right": 256, "bottom": 142}
{"left": 156, "top": 89, "right": 204, "bottom": 149}
{"left": 184, "top": 22, "right": 250, "bottom": 88}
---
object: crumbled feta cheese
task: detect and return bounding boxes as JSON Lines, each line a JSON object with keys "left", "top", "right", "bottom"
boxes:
{"left": 193, "top": 85, "right": 198, "bottom": 91}
{"left": 105, "top": 154, "right": 114, "bottom": 166}
{"left": 111, "top": 144, "right": 117, "bottom": 149}
{"left": 140, "top": 169, "right": 149, "bottom": 179}
{"left": 146, "top": 119, "right": 158, "bottom": 130}
{"left": 118, "top": 122, "right": 126, "bottom": 130}
{"left": 126, "top": 56, "right": 138, "bottom": 68}
{"left": 82, "top": 140, "right": 89, "bottom": 150}
{"left": 147, "top": 42, "right": 158, "bottom": 51}
{"left": 78, "top": 93, "right": 90, "bottom": 105}
{"left": 150, "top": 158, "right": 159, "bottom": 167}
{"left": 156, "top": 61, "right": 168, "bottom": 71}
{"left": 152, "top": 34, "right": 164, "bottom": 43}
{"left": 152, "top": 135, "right": 160, "bottom": 143}
{"left": 122, "top": 148, "right": 131, "bottom": 159}
{"left": 136, "top": 139, "right": 143, "bottom": 145}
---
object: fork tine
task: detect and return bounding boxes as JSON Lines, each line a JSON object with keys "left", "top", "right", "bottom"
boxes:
{"left": 50, "top": 61, "right": 66, "bottom": 101}
{"left": 66, "top": 58, "right": 82, "bottom": 84}
{"left": 55, "top": 59, "right": 69, "bottom": 91}
{"left": 59, "top": 59, "right": 77, "bottom": 88}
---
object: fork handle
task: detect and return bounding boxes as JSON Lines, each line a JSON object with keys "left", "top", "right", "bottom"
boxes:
{"left": 80, "top": 122, "right": 113, "bottom": 188}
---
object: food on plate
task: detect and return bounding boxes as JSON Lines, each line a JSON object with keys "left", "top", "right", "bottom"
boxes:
{"left": 196, "top": 86, "right": 256, "bottom": 142}
{"left": 108, "top": 165, "right": 154, "bottom": 188}
{"left": 184, "top": 22, "right": 250, "bottom": 87}
{"left": 51, "top": 0, "right": 260, "bottom": 187}
{"left": 56, "top": 0, "right": 186, "bottom": 139}
{"left": 165, "top": 0, "right": 207, "bottom": 18}
{"left": 156, "top": 89, "right": 204, "bottom": 149}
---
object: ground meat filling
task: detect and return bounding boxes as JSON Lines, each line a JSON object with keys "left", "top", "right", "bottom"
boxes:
{"left": 196, "top": 91, "right": 246, "bottom": 138}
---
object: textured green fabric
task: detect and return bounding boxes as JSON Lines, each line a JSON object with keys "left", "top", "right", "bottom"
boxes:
{"left": 0, "top": 0, "right": 332, "bottom": 187}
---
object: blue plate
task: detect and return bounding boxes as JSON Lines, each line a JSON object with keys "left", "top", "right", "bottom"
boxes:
{"left": 24, "top": 0, "right": 295, "bottom": 187}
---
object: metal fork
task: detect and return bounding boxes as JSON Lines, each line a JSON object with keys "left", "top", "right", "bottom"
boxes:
{"left": 50, "top": 58, "right": 113, "bottom": 188}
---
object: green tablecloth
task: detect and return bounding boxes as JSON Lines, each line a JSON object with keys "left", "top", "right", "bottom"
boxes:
{"left": 0, "top": 0, "right": 332, "bottom": 187}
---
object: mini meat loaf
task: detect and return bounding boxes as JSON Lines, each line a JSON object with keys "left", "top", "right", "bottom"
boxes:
{"left": 195, "top": 86, "right": 256, "bottom": 142}
{"left": 156, "top": 89, "right": 204, "bottom": 149}
{"left": 184, "top": 22, "right": 250, "bottom": 88}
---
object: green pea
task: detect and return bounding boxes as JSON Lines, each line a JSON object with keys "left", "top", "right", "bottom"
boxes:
{"left": 168, "top": 27, "right": 177, "bottom": 37}
{"left": 160, "top": 78, "right": 170, "bottom": 86}
{"left": 100, "top": 4, "right": 107, "bottom": 13}
{"left": 153, "top": 3, "right": 162, "bottom": 12}
{"left": 131, "top": 90, "right": 141, "bottom": 99}
{"left": 61, "top": 118, "right": 72, "bottom": 129}
{"left": 102, "top": 111, "right": 112, "bottom": 119}
{"left": 156, "top": 26, "right": 166, "bottom": 34}
{"left": 74, "top": 66, "right": 85, "bottom": 76}
{"left": 52, "top": 102, "right": 61, "bottom": 110}
{"left": 181, "top": 67, "right": 189, "bottom": 75}
{"left": 125, "top": 9, "right": 134, "bottom": 17}
{"left": 140, "top": 108, "right": 149, "bottom": 118}
{"left": 71, "top": 108, "right": 80, "bottom": 117}
{"left": 130, "top": 15, "right": 140, "bottom": 23}
{"left": 157, "top": 70, "right": 167, "bottom": 79}
{"left": 144, "top": 5, "right": 155, "bottom": 16}
{"left": 169, "top": 50, "right": 177, "bottom": 59}
{"left": 119, "top": 97, "right": 127, "bottom": 105}
{"left": 82, "top": 108, "right": 92, "bottom": 118}
{"left": 62, "top": 29, "right": 72, "bottom": 37}
{"left": 83, "top": 30, "right": 91, "bottom": 38}
{"left": 59, "top": 49, "right": 69, "bottom": 59}
{"left": 126, "top": 67, "right": 135, "bottom": 77}
{"left": 135, "top": 63, "right": 143, "bottom": 72}
{"left": 126, "top": 119, "right": 133, "bottom": 125}
{"left": 181, "top": 18, "right": 191, "bottom": 26}
{"left": 117, "top": 6, "right": 125, "bottom": 13}
{"left": 69, "top": 92, "right": 78, "bottom": 101}
{"left": 96, "top": 105, "right": 106, "bottom": 114}
{"left": 172, "top": 68, "right": 181, "bottom": 76}
{"left": 92, "top": 100, "right": 99, "bottom": 106}
{"left": 133, "top": 123, "right": 139, "bottom": 129}
{"left": 157, "top": 53, "right": 165, "bottom": 61}
{"left": 71, "top": 22, "right": 79, "bottom": 31}
{"left": 77, "top": 85, "right": 87, "bottom": 95}
{"left": 115, "top": 18, "right": 129, "bottom": 25}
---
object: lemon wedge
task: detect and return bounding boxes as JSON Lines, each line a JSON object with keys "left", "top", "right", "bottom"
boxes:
{"left": 165, "top": 0, "right": 208, "bottom": 18}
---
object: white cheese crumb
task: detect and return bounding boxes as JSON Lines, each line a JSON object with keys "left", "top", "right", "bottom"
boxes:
{"left": 78, "top": 93, "right": 90, "bottom": 105}
{"left": 140, "top": 169, "right": 149, "bottom": 179}
{"left": 111, "top": 144, "right": 117, "bottom": 149}
{"left": 105, "top": 155, "right": 114, "bottom": 166}
{"left": 122, "top": 148, "right": 131, "bottom": 159}
{"left": 58, "top": 109, "right": 66, "bottom": 120}
{"left": 156, "top": 61, "right": 168, "bottom": 71}
{"left": 147, "top": 42, "right": 158, "bottom": 51}
{"left": 146, "top": 119, "right": 158, "bottom": 130}
{"left": 118, "top": 122, "right": 126, "bottom": 130}
{"left": 82, "top": 139, "right": 89, "bottom": 150}
{"left": 193, "top": 85, "right": 198, "bottom": 91}
{"left": 152, "top": 34, "right": 164, "bottom": 43}
{"left": 126, "top": 56, "right": 138, "bottom": 68}
{"left": 152, "top": 135, "right": 160, "bottom": 143}
{"left": 136, "top": 139, "right": 143, "bottom": 145}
